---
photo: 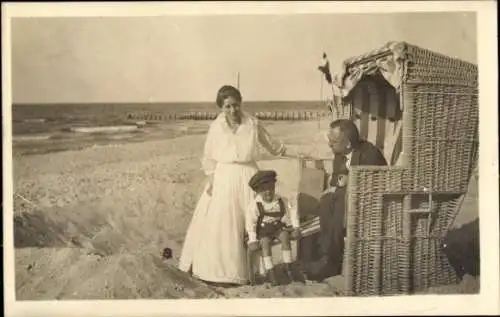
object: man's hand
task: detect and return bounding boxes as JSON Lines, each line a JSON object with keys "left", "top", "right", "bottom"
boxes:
{"left": 290, "top": 228, "right": 301, "bottom": 240}
{"left": 248, "top": 241, "right": 260, "bottom": 252}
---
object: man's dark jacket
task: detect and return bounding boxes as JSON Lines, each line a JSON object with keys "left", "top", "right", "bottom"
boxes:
{"left": 330, "top": 139, "right": 388, "bottom": 185}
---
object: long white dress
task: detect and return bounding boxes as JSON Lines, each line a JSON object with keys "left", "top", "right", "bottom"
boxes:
{"left": 178, "top": 111, "right": 286, "bottom": 284}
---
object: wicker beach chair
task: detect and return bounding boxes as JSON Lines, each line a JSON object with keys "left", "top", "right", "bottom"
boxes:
{"left": 304, "top": 41, "right": 479, "bottom": 296}
{"left": 246, "top": 42, "right": 478, "bottom": 292}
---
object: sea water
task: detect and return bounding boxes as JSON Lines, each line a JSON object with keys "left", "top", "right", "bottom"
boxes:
{"left": 11, "top": 101, "right": 323, "bottom": 156}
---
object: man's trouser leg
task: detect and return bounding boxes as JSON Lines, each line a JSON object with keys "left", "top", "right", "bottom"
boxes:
{"left": 318, "top": 191, "right": 345, "bottom": 276}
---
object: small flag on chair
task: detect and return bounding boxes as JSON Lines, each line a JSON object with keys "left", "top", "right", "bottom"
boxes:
{"left": 318, "top": 52, "right": 332, "bottom": 84}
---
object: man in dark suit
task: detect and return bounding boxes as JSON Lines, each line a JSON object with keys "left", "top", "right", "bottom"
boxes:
{"left": 305, "top": 119, "right": 387, "bottom": 281}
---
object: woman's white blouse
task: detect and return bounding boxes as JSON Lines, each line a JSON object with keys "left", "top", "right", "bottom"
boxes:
{"left": 201, "top": 111, "right": 286, "bottom": 175}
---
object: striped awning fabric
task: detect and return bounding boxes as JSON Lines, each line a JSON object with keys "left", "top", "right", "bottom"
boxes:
{"left": 324, "top": 42, "right": 410, "bottom": 165}
{"left": 349, "top": 77, "right": 403, "bottom": 165}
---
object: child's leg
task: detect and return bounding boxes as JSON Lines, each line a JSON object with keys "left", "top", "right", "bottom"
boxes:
{"left": 279, "top": 230, "right": 293, "bottom": 264}
{"left": 260, "top": 237, "right": 274, "bottom": 271}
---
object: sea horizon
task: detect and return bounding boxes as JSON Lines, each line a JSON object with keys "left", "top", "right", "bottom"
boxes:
{"left": 11, "top": 100, "right": 328, "bottom": 124}
{"left": 10, "top": 100, "right": 330, "bottom": 156}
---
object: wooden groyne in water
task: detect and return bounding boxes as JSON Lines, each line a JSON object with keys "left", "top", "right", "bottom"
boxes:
{"left": 126, "top": 111, "right": 331, "bottom": 122}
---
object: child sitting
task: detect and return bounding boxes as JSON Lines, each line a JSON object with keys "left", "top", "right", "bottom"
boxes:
{"left": 245, "top": 170, "right": 303, "bottom": 286}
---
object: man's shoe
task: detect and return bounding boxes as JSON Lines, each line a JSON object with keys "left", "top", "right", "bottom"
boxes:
{"left": 306, "top": 256, "right": 342, "bottom": 281}
{"left": 284, "top": 263, "right": 305, "bottom": 283}
{"left": 305, "top": 256, "right": 338, "bottom": 281}
{"left": 266, "top": 268, "right": 279, "bottom": 286}
{"left": 305, "top": 271, "right": 324, "bottom": 282}
{"left": 307, "top": 256, "right": 330, "bottom": 276}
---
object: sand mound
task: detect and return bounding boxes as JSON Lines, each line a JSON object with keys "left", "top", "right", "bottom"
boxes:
{"left": 15, "top": 248, "right": 222, "bottom": 300}
{"left": 14, "top": 210, "right": 70, "bottom": 249}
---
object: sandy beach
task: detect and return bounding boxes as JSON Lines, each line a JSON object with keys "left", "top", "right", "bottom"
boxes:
{"left": 12, "top": 120, "right": 479, "bottom": 300}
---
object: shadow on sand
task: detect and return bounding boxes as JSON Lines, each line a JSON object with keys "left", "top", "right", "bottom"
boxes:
{"left": 14, "top": 211, "right": 69, "bottom": 248}
{"left": 443, "top": 218, "right": 480, "bottom": 279}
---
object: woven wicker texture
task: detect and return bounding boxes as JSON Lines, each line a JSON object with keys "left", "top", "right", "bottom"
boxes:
{"left": 345, "top": 167, "right": 405, "bottom": 296}
{"left": 345, "top": 167, "right": 464, "bottom": 296}
{"left": 403, "top": 83, "right": 478, "bottom": 193}
{"left": 340, "top": 42, "right": 478, "bottom": 296}
{"left": 404, "top": 44, "right": 477, "bottom": 87}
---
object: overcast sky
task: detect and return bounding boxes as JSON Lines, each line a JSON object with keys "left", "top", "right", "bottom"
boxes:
{"left": 11, "top": 12, "right": 476, "bottom": 103}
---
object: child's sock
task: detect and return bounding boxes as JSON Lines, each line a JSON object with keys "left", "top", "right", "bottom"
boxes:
{"left": 263, "top": 256, "right": 274, "bottom": 271}
{"left": 282, "top": 250, "right": 292, "bottom": 264}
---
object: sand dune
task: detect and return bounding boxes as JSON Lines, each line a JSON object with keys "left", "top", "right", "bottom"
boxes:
{"left": 12, "top": 120, "right": 479, "bottom": 300}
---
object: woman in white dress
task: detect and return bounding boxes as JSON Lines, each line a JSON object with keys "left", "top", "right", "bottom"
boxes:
{"left": 178, "top": 85, "right": 294, "bottom": 286}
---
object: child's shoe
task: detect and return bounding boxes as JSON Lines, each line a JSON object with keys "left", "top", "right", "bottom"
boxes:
{"left": 266, "top": 268, "right": 279, "bottom": 286}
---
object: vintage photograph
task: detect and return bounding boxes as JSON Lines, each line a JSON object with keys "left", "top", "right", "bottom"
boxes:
{"left": 3, "top": 2, "right": 498, "bottom": 316}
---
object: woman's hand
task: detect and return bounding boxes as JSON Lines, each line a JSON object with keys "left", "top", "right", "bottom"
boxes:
{"left": 248, "top": 241, "right": 260, "bottom": 252}
{"left": 282, "top": 147, "right": 312, "bottom": 160}
{"left": 297, "top": 152, "right": 312, "bottom": 160}
{"left": 206, "top": 174, "right": 214, "bottom": 196}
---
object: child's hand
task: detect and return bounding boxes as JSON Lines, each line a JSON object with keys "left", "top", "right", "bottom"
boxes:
{"left": 248, "top": 241, "right": 260, "bottom": 252}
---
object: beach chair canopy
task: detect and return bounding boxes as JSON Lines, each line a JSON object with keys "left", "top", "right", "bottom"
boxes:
{"left": 329, "top": 41, "right": 478, "bottom": 191}
{"left": 331, "top": 41, "right": 477, "bottom": 101}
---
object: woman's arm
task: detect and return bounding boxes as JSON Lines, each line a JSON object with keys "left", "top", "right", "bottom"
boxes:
{"left": 245, "top": 200, "right": 259, "bottom": 243}
{"left": 201, "top": 124, "right": 217, "bottom": 176}
{"left": 201, "top": 124, "right": 217, "bottom": 195}
{"left": 257, "top": 121, "right": 286, "bottom": 156}
{"left": 257, "top": 121, "right": 309, "bottom": 158}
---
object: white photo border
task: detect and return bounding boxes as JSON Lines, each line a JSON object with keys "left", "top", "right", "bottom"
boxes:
{"left": 2, "top": 1, "right": 498, "bottom": 316}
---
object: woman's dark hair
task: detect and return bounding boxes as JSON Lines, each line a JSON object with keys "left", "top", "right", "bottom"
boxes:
{"left": 216, "top": 85, "right": 242, "bottom": 108}
{"left": 329, "top": 119, "right": 361, "bottom": 149}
